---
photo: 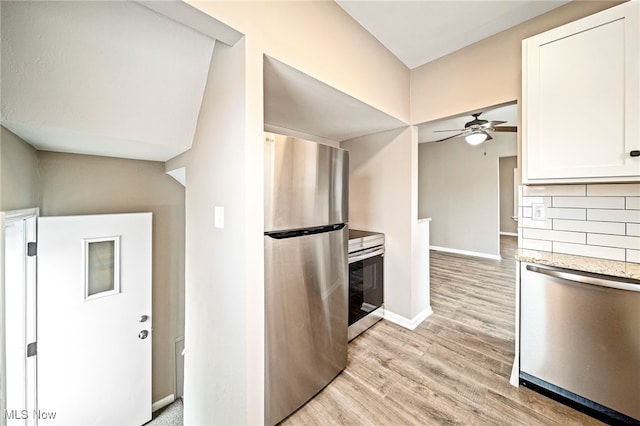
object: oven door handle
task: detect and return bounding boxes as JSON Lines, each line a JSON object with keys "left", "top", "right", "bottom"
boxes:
{"left": 349, "top": 247, "right": 384, "bottom": 264}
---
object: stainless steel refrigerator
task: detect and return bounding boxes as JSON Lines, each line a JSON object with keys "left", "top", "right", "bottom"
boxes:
{"left": 264, "top": 132, "right": 349, "bottom": 425}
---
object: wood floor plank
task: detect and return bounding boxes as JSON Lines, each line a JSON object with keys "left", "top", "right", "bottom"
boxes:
{"left": 281, "top": 236, "right": 605, "bottom": 425}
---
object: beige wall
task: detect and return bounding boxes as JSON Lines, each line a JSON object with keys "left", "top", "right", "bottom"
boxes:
{"left": 188, "top": 0, "right": 410, "bottom": 123}
{"left": 418, "top": 133, "right": 517, "bottom": 258}
{"left": 1, "top": 126, "right": 39, "bottom": 211}
{"left": 38, "top": 151, "right": 185, "bottom": 403}
{"left": 342, "top": 127, "right": 429, "bottom": 321}
{"left": 410, "top": 1, "right": 623, "bottom": 126}
{"left": 166, "top": 39, "right": 253, "bottom": 424}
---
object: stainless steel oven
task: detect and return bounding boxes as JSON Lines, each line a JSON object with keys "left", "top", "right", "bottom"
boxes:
{"left": 348, "top": 230, "right": 384, "bottom": 341}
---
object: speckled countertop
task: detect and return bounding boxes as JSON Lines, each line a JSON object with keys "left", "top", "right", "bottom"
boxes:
{"left": 515, "top": 249, "right": 640, "bottom": 281}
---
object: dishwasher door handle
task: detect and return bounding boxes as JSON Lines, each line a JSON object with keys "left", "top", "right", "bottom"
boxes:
{"left": 526, "top": 265, "right": 640, "bottom": 293}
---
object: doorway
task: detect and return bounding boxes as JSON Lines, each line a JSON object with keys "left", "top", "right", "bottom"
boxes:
{"left": 417, "top": 102, "right": 518, "bottom": 259}
{"left": 499, "top": 156, "right": 518, "bottom": 238}
{"left": 416, "top": 102, "right": 519, "bottom": 380}
{"left": 498, "top": 156, "right": 518, "bottom": 259}
{"left": 2, "top": 210, "right": 154, "bottom": 425}
{"left": 2, "top": 209, "right": 38, "bottom": 426}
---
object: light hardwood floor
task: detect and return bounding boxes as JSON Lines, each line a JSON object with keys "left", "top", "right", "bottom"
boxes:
{"left": 282, "top": 236, "right": 604, "bottom": 425}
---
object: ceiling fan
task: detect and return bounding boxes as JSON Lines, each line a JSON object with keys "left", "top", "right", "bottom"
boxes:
{"left": 433, "top": 112, "right": 517, "bottom": 145}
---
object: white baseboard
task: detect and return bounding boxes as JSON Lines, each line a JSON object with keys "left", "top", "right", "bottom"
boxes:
{"left": 384, "top": 306, "right": 433, "bottom": 331}
{"left": 152, "top": 394, "right": 175, "bottom": 413}
{"left": 509, "top": 357, "right": 519, "bottom": 388}
{"left": 500, "top": 232, "right": 518, "bottom": 237}
{"left": 430, "top": 245, "right": 501, "bottom": 261}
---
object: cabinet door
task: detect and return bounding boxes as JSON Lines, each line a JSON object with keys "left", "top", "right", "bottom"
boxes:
{"left": 522, "top": 1, "right": 639, "bottom": 183}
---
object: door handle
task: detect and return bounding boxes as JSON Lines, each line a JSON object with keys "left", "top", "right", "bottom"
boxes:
{"left": 138, "top": 330, "right": 149, "bottom": 340}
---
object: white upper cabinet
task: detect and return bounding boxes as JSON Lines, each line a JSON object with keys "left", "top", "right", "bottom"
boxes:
{"left": 522, "top": 1, "right": 640, "bottom": 184}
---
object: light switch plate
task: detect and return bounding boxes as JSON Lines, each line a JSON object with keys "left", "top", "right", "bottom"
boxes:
{"left": 531, "top": 203, "right": 546, "bottom": 221}
{"left": 214, "top": 206, "right": 224, "bottom": 229}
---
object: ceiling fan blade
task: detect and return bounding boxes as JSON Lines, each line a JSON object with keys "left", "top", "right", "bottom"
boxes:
{"left": 433, "top": 132, "right": 464, "bottom": 142}
{"left": 433, "top": 128, "right": 466, "bottom": 133}
{"left": 492, "top": 126, "right": 518, "bottom": 132}
{"left": 480, "top": 120, "right": 507, "bottom": 129}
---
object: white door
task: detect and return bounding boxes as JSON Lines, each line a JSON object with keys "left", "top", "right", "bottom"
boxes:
{"left": 37, "top": 213, "right": 152, "bottom": 425}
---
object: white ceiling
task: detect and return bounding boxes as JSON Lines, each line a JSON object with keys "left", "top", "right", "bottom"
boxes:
{"left": 336, "top": 0, "right": 570, "bottom": 69}
{"left": 1, "top": 1, "right": 217, "bottom": 161}
{"left": 418, "top": 102, "right": 517, "bottom": 143}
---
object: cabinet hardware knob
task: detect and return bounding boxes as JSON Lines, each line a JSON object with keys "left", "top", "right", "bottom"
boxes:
{"left": 631, "top": 150, "right": 640, "bottom": 157}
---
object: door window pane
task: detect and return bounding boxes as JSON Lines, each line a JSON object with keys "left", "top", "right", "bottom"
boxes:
{"left": 85, "top": 237, "right": 120, "bottom": 299}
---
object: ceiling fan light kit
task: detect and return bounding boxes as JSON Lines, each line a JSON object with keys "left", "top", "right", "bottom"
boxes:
{"left": 432, "top": 112, "right": 516, "bottom": 144}
{"left": 465, "top": 131, "right": 488, "bottom": 145}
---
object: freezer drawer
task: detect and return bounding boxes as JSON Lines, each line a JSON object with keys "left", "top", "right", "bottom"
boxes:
{"left": 264, "top": 133, "right": 348, "bottom": 232}
{"left": 264, "top": 227, "right": 348, "bottom": 425}
{"left": 520, "top": 263, "right": 640, "bottom": 421}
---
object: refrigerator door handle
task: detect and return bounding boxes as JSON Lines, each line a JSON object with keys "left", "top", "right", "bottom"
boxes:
{"left": 526, "top": 264, "right": 640, "bottom": 292}
{"left": 265, "top": 223, "right": 346, "bottom": 239}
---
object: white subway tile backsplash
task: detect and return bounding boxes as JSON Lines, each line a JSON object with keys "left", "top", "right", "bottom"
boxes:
{"left": 546, "top": 208, "right": 586, "bottom": 220}
{"left": 523, "top": 228, "right": 585, "bottom": 244}
{"left": 587, "top": 183, "right": 640, "bottom": 196}
{"left": 553, "top": 242, "right": 626, "bottom": 261}
{"left": 520, "top": 217, "right": 553, "bottom": 229}
{"left": 521, "top": 196, "right": 552, "bottom": 207}
{"left": 523, "top": 185, "right": 586, "bottom": 196}
{"left": 521, "top": 239, "right": 553, "bottom": 252}
{"left": 553, "top": 219, "right": 625, "bottom": 235}
{"left": 587, "top": 234, "right": 640, "bottom": 250}
{"left": 587, "top": 209, "right": 640, "bottom": 223}
{"left": 553, "top": 196, "right": 625, "bottom": 209}
{"left": 519, "top": 183, "right": 640, "bottom": 263}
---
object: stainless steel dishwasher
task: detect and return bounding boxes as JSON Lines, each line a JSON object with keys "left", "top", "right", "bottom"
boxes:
{"left": 520, "top": 263, "right": 640, "bottom": 424}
